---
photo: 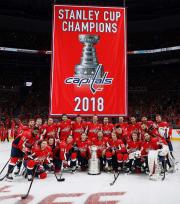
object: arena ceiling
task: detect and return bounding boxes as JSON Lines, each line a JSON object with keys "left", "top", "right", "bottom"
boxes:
{"left": 0, "top": 0, "right": 180, "bottom": 68}
{"left": 0, "top": 0, "right": 180, "bottom": 44}
{"left": 0, "top": 0, "right": 180, "bottom": 20}
{"left": 0, "top": 0, "right": 179, "bottom": 94}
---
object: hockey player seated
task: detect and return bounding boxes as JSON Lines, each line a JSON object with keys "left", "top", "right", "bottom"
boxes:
{"left": 126, "top": 132, "right": 142, "bottom": 173}
{"left": 105, "top": 132, "right": 128, "bottom": 172}
{"left": 91, "top": 131, "right": 108, "bottom": 171}
{"left": 76, "top": 133, "right": 91, "bottom": 171}
{"left": 64, "top": 135, "right": 78, "bottom": 173}
{"left": 24, "top": 140, "right": 52, "bottom": 181}
{"left": 147, "top": 134, "right": 169, "bottom": 180}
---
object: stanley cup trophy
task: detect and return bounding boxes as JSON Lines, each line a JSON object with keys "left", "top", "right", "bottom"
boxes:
{"left": 88, "top": 145, "right": 101, "bottom": 175}
{"left": 75, "top": 34, "right": 104, "bottom": 79}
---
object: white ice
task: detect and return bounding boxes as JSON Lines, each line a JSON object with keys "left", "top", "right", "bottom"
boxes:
{"left": 0, "top": 141, "right": 180, "bottom": 204}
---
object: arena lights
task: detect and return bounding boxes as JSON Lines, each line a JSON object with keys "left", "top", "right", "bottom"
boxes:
{"left": 0, "top": 45, "right": 180, "bottom": 55}
{"left": 25, "top": 82, "right": 33, "bottom": 87}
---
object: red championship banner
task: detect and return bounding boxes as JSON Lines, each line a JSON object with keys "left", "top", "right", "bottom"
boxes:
{"left": 50, "top": 5, "right": 127, "bottom": 116}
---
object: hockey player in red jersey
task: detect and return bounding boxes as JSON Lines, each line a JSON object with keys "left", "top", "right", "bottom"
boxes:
{"left": 57, "top": 114, "right": 72, "bottom": 141}
{"left": 47, "top": 137, "right": 56, "bottom": 164}
{"left": 102, "top": 117, "right": 114, "bottom": 139}
{"left": 141, "top": 133, "right": 153, "bottom": 156}
{"left": 140, "top": 132, "right": 154, "bottom": 173}
{"left": 35, "top": 118, "right": 44, "bottom": 137}
{"left": 39, "top": 120, "right": 48, "bottom": 139}
{"left": 146, "top": 131, "right": 170, "bottom": 179}
{"left": 15, "top": 119, "right": 25, "bottom": 137}
{"left": 10, "top": 119, "right": 15, "bottom": 139}
{"left": 0, "top": 122, "right": 5, "bottom": 142}
{"left": 28, "top": 119, "right": 35, "bottom": 129}
{"left": 115, "top": 125, "right": 130, "bottom": 144}
{"left": 5, "top": 127, "right": 39, "bottom": 181}
{"left": 35, "top": 118, "right": 42, "bottom": 128}
{"left": 155, "top": 114, "right": 174, "bottom": 158}
{"left": 139, "top": 123, "right": 149, "bottom": 141}
{"left": 14, "top": 123, "right": 41, "bottom": 175}
{"left": 47, "top": 137, "right": 56, "bottom": 151}
{"left": 65, "top": 135, "right": 79, "bottom": 172}
{"left": 116, "top": 117, "right": 129, "bottom": 144}
{"left": 51, "top": 135, "right": 77, "bottom": 173}
{"left": 42, "top": 118, "right": 57, "bottom": 140}
{"left": 91, "top": 131, "right": 108, "bottom": 170}
{"left": 24, "top": 140, "right": 52, "bottom": 181}
{"left": 139, "top": 116, "right": 154, "bottom": 141}
{"left": 72, "top": 115, "right": 86, "bottom": 141}
{"left": 126, "top": 132, "right": 142, "bottom": 173}
{"left": 52, "top": 139, "right": 66, "bottom": 173}
{"left": 128, "top": 117, "right": 140, "bottom": 136}
{"left": 105, "top": 132, "right": 128, "bottom": 172}
{"left": 141, "top": 116, "right": 153, "bottom": 127}
{"left": 76, "top": 133, "right": 91, "bottom": 171}
{"left": 140, "top": 132, "right": 167, "bottom": 174}
{"left": 86, "top": 115, "right": 102, "bottom": 140}
{"left": 116, "top": 116, "right": 129, "bottom": 134}
{"left": 14, "top": 119, "right": 34, "bottom": 139}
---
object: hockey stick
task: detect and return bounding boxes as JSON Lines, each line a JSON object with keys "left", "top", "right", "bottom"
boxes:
{"left": 54, "top": 171, "right": 65, "bottom": 182}
{"left": 21, "top": 165, "right": 39, "bottom": 199}
{"left": 161, "top": 160, "right": 166, "bottom": 181}
{"left": 0, "top": 162, "right": 18, "bottom": 181}
{"left": 18, "top": 164, "right": 25, "bottom": 177}
{"left": 0, "top": 158, "right": 10, "bottom": 175}
{"left": 0, "top": 173, "right": 8, "bottom": 181}
{"left": 110, "top": 170, "right": 121, "bottom": 186}
{"left": 161, "top": 170, "right": 166, "bottom": 181}
{"left": 54, "top": 161, "right": 65, "bottom": 182}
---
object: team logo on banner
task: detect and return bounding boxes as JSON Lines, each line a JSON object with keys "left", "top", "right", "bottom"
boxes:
{"left": 65, "top": 34, "right": 114, "bottom": 94}
{"left": 65, "top": 64, "right": 113, "bottom": 94}
{"left": 50, "top": 5, "right": 127, "bottom": 115}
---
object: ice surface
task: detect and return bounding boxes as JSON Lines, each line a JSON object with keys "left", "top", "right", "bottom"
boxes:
{"left": 0, "top": 141, "right": 180, "bottom": 204}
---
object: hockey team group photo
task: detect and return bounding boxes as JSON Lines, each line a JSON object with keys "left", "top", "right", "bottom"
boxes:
{"left": 0, "top": 1, "right": 179, "bottom": 204}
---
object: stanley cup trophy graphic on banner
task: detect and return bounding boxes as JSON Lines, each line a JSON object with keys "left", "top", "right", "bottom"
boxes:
{"left": 88, "top": 145, "right": 101, "bottom": 175}
{"left": 75, "top": 34, "right": 104, "bottom": 79}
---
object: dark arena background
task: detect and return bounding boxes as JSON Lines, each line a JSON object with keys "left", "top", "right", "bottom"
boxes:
{"left": 0, "top": 0, "right": 180, "bottom": 204}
